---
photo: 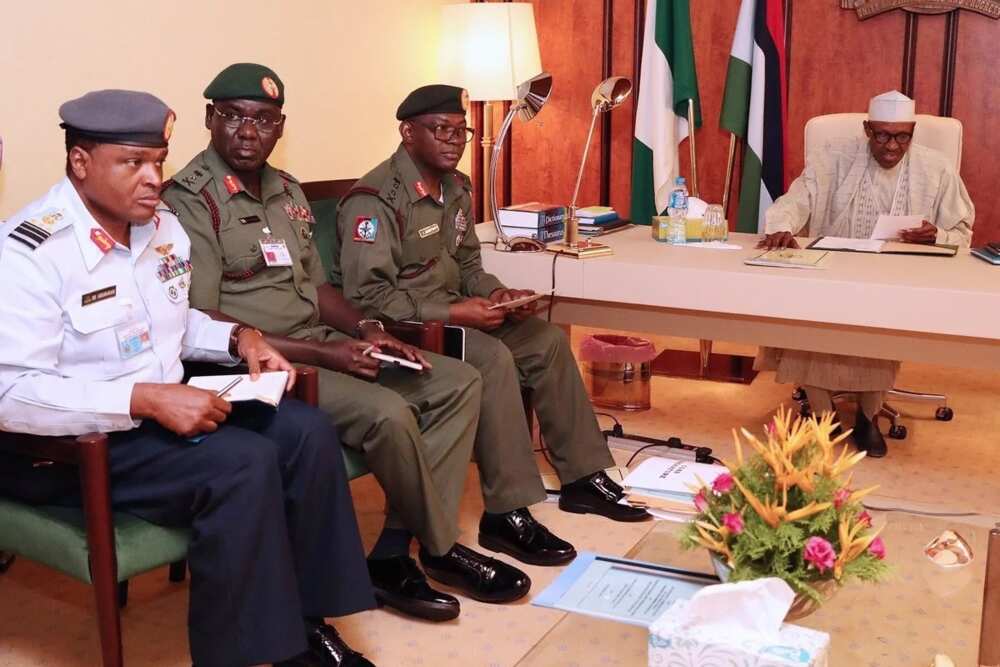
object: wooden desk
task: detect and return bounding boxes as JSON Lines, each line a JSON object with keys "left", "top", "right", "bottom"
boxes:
{"left": 477, "top": 225, "right": 1000, "bottom": 370}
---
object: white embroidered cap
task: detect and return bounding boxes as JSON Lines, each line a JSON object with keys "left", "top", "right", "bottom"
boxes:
{"left": 868, "top": 90, "right": 915, "bottom": 122}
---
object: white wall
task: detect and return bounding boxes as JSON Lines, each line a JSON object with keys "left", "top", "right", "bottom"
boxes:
{"left": 0, "top": 0, "right": 468, "bottom": 218}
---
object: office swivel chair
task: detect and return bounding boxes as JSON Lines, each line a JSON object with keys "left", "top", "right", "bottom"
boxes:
{"left": 794, "top": 113, "right": 959, "bottom": 439}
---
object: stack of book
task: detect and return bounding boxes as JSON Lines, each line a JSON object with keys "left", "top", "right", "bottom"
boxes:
{"left": 575, "top": 206, "right": 631, "bottom": 236}
{"left": 497, "top": 202, "right": 566, "bottom": 243}
{"left": 620, "top": 456, "right": 723, "bottom": 519}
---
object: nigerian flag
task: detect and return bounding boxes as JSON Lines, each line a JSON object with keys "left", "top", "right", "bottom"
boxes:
{"left": 721, "top": 0, "right": 787, "bottom": 233}
{"left": 630, "top": 0, "right": 701, "bottom": 227}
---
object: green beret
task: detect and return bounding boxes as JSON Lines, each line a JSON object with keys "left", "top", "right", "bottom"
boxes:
{"left": 204, "top": 63, "right": 284, "bottom": 106}
{"left": 59, "top": 89, "right": 175, "bottom": 148}
{"left": 396, "top": 84, "right": 469, "bottom": 120}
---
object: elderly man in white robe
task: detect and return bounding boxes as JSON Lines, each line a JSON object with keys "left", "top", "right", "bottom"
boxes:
{"left": 756, "top": 90, "right": 974, "bottom": 457}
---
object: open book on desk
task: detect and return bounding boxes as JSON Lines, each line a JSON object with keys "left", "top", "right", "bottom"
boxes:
{"left": 809, "top": 236, "right": 957, "bottom": 257}
{"left": 187, "top": 371, "right": 289, "bottom": 407}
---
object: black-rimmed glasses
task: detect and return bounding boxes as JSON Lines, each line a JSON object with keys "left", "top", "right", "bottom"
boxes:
{"left": 212, "top": 108, "right": 283, "bottom": 132}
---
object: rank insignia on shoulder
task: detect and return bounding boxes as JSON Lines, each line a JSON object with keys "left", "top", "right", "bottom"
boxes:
{"left": 8, "top": 220, "right": 53, "bottom": 251}
{"left": 353, "top": 216, "right": 379, "bottom": 243}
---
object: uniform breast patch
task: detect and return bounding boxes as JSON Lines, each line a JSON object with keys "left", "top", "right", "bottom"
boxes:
{"left": 82, "top": 285, "right": 117, "bottom": 306}
{"left": 354, "top": 216, "right": 379, "bottom": 243}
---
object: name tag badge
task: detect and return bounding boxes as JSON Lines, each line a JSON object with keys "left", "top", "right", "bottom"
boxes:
{"left": 418, "top": 223, "right": 440, "bottom": 239}
{"left": 261, "top": 239, "right": 294, "bottom": 267}
{"left": 82, "top": 285, "right": 117, "bottom": 306}
{"left": 115, "top": 321, "right": 152, "bottom": 360}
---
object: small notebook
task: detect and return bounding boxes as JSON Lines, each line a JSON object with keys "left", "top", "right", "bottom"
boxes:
{"left": 187, "top": 371, "right": 288, "bottom": 407}
{"left": 745, "top": 248, "right": 828, "bottom": 269}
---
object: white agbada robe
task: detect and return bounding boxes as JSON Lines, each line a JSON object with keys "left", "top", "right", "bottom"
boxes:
{"left": 756, "top": 138, "right": 975, "bottom": 391}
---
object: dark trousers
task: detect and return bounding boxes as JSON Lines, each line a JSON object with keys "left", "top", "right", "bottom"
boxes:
{"left": 0, "top": 399, "right": 374, "bottom": 667}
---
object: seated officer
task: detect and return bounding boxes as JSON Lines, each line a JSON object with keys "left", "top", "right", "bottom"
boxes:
{"left": 163, "top": 63, "right": 529, "bottom": 621}
{"left": 333, "top": 85, "right": 651, "bottom": 571}
{"left": 0, "top": 90, "right": 375, "bottom": 667}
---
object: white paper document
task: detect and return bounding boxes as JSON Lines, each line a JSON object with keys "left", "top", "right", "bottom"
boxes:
{"left": 675, "top": 241, "right": 743, "bottom": 250}
{"left": 187, "top": 371, "right": 288, "bottom": 407}
{"left": 532, "top": 552, "right": 717, "bottom": 627}
{"left": 810, "top": 236, "right": 885, "bottom": 253}
{"left": 870, "top": 214, "right": 923, "bottom": 240}
{"left": 622, "top": 457, "right": 723, "bottom": 500}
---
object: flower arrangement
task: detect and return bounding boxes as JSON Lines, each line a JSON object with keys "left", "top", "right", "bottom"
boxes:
{"left": 680, "top": 407, "right": 890, "bottom": 604}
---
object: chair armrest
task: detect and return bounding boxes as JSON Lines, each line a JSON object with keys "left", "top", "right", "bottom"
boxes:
{"left": 292, "top": 366, "right": 319, "bottom": 407}
{"left": 387, "top": 320, "right": 445, "bottom": 354}
{"left": 0, "top": 431, "right": 105, "bottom": 466}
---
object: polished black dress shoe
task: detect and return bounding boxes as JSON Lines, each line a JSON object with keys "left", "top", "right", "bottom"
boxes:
{"left": 368, "top": 555, "right": 460, "bottom": 621}
{"left": 418, "top": 543, "right": 531, "bottom": 603}
{"left": 559, "top": 470, "right": 652, "bottom": 522}
{"left": 305, "top": 622, "right": 375, "bottom": 667}
{"left": 479, "top": 508, "right": 577, "bottom": 566}
{"left": 852, "top": 409, "right": 887, "bottom": 458}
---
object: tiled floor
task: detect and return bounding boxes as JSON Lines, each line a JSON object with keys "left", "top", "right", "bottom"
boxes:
{"left": 1, "top": 328, "right": 997, "bottom": 666}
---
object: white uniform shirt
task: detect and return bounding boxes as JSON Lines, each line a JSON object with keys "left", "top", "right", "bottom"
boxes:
{"left": 0, "top": 177, "right": 236, "bottom": 435}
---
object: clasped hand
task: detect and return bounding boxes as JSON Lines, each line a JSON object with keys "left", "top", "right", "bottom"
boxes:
{"left": 322, "top": 332, "right": 431, "bottom": 380}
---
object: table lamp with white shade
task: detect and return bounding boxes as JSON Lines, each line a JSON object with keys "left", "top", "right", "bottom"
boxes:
{"left": 439, "top": 2, "right": 543, "bottom": 224}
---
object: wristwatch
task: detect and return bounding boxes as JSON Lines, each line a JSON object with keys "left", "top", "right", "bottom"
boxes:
{"left": 229, "top": 324, "right": 263, "bottom": 357}
{"left": 355, "top": 318, "right": 385, "bottom": 338}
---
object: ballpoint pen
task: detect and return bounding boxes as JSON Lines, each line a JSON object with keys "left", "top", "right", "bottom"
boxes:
{"left": 215, "top": 376, "right": 243, "bottom": 397}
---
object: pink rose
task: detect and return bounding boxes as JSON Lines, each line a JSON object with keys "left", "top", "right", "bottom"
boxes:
{"left": 833, "top": 488, "right": 851, "bottom": 509}
{"left": 868, "top": 537, "right": 886, "bottom": 560}
{"left": 857, "top": 511, "right": 872, "bottom": 527}
{"left": 694, "top": 489, "right": 709, "bottom": 513}
{"left": 712, "top": 473, "right": 735, "bottom": 494}
{"left": 722, "top": 511, "right": 744, "bottom": 535}
{"left": 803, "top": 536, "right": 836, "bottom": 573}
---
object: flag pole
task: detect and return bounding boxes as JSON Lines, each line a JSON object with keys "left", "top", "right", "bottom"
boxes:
{"left": 687, "top": 98, "right": 699, "bottom": 198}
{"left": 722, "top": 133, "right": 737, "bottom": 219}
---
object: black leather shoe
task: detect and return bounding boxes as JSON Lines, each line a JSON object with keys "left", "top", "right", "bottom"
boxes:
{"left": 368, "top": 555, "right": 460, "bottom": 621}
{"left": 479, "top": 508, "right": 577, "bottom": 566}
{"left": 418, "top": 543, "right": 531, "bottom": 603}
{"left": 307, "top": 622, "right": 374, "bottom": 667}
{"left": 559, "top": 471, "right": 652, "bottom": 522}
{"left": 852, "top": 409, "right": 887, "bottom": 458}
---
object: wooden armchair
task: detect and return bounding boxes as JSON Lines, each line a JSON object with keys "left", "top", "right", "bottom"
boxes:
{"left": 0, "top": 367, "right": 367, "bottom": 667}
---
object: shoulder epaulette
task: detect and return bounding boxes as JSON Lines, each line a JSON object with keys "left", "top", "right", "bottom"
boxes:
{"left": 276, "top": 168, "right": 300, "bottom": 184}
{"left": 7, "top": 209, "right": 71, "bottom": 251}
{"left": 169, "top": 164, "right": 213, "bottom": 194}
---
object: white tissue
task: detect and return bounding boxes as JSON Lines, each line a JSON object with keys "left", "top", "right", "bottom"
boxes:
{"left": 677, "top": 578, "right": 795, "bottom": 642}
{"left": 687, "top": 197, "right": 709, "bottom": 219}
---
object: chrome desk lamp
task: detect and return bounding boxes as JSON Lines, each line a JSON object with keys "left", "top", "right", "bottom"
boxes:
{"left": 549, "top": 76, "right": 632, "bottom": 258}
{"left": 490, "top": 72, "right": 553, "bottom": 252}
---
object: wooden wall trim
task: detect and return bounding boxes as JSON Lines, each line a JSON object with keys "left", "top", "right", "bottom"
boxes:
{"left": 600, "top": 0, "right": 614, "bottom": 205}
{"left": 902, "top": 12, "right": 919, "bottom": 96}
{"left": 940, "top": 10, "right": 960, "bottom": 116}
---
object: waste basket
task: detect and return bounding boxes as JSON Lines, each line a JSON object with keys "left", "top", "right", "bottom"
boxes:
{"left": 579, "top": 334, "right": 656, "bottom": 411}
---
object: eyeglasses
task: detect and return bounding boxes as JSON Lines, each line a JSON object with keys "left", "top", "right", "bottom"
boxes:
{"left": 415, "top": 122, "right": 476, "bottom": 144}
{"left": 212, "top": 108, "right": 283, "bottom": 132}
{"left": 870, "top": 130, "right": 912, "bottom": 146}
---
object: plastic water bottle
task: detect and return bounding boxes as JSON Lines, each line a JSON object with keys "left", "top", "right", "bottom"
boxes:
{"left": 667, "top": 177, "right": 688, "bottom": 244}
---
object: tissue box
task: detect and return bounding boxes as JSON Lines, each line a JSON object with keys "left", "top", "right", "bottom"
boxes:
{"left": 649, "top": 600, "right": 829, "bottom": 667}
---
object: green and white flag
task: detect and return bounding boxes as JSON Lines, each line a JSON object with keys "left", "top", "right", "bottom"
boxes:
{"left": 720, "top": 0, "right": 787, "bottom": 233}
{"left": 630, "top": 0, "right": 701, "bottom": 226}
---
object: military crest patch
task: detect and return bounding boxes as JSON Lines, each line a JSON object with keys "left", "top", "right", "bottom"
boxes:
{"left": 261, "top": 76, "right": 280, "bottom": 99}
{"left": 353, "top": 216, "right": 379, "bottom": 243}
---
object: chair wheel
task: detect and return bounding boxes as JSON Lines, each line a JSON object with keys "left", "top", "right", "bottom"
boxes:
{"left": 0, "top": 552, "right": 15, "bottom": 573}
{"left": 935, "top": 407, "right": 954, "bottom": 421}
{"left": 792, "top": 388, "right": 807, "bottom": 401}
{"left": 888, "top": 424, "right": 907, "bottom": 440}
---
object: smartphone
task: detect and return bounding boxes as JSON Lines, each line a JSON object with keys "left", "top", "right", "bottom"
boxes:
{"left": 367, "top": 350, "right": 423, "bottom": 371}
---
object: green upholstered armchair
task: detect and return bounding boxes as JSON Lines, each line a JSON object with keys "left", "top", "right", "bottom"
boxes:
{"left": 0, "top": 366, "right": 368, "bottom": 667}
